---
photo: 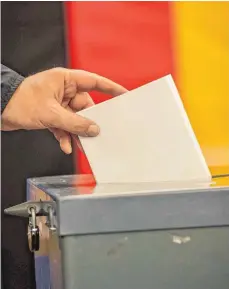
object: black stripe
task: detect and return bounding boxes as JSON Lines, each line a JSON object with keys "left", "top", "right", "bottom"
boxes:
{"left": 1, "top": 2, "right": 74, "bottom": 289}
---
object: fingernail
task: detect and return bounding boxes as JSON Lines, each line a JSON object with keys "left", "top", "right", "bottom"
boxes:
{"left": 86, "top": 125, "right": 100, "bottom": 137}
{"left": 65, "top": 144, "right": 72, "bottom": 154}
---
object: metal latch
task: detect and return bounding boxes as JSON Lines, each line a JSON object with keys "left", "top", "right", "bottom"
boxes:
{"left": 4, "top": 200, "right": 55, "bottom": 252}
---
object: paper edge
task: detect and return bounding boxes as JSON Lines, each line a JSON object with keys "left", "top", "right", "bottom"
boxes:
{"left": 166, "top": 75, "right": 211, "bottom": 180}
{"left": 77, "top": 74, "right": 172, "bottom": 116}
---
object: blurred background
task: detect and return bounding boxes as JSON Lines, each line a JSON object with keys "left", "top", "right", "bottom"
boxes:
{"left": 65, "top": 1, "right": 229, "bottom": 176}
{"left": 1, "top": 2, "right": 229, "bottom": 289}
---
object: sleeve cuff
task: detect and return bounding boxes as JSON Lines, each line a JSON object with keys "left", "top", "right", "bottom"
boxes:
{"left": 1, "top": 74, "right": 24, "bottom": 114}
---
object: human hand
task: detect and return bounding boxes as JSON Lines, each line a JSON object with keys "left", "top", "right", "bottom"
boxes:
{"left": 1, "top": 68, "right": 127, "bottom": 154}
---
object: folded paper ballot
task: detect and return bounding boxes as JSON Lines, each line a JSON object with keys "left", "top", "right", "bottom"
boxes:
{"left": 77, "top": 75, "right": 211, "bottom": 184}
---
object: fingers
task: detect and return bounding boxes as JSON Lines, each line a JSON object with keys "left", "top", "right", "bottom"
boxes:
{"left": 49, "top": 104, "right": 100, "bottom": 137}
{"left": 49, "top": 128, "right": 86, "bottom": 155}
{"left": 69, "top": 92, "right": 95, "bottom": 112}
{"left": 49, "top": 128, "right": 72, "bottom": 154}
{"left": 67, "top": 70, "right": 128, "bottom": 97}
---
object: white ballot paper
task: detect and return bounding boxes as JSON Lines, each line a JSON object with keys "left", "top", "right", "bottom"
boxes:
{"left": 78, "top": 75, "right": 211, "bottom": 184}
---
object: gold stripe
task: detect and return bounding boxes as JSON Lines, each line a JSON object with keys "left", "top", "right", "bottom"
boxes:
{"left": 172, "top": 2, "right": 229, "bottom": 175}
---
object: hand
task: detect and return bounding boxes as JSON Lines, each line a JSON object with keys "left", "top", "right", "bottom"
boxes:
{"left": 1, "top": 68, "right": 127, "bottom": 154}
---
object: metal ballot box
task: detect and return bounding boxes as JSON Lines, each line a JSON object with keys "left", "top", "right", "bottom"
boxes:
{"left": 5, "top": 175, "right": 229, "bottom": 289}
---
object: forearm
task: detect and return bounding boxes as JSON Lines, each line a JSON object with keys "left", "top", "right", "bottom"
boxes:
{"left": 1, "top": 64, "right": 24, "bottom": 113}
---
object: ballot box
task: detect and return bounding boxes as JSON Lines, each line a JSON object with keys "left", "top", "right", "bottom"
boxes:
{"left": 5, "top": 174, "right": 229, "bottom": 289}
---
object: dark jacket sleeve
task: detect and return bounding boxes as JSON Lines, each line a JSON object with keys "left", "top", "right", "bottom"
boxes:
{"left": 1, "top": 64, "right": 24, "bottom": 113}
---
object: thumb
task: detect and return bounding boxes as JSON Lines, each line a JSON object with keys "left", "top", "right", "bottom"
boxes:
{"left": 49, "top": 105, "right": 100, "bottom": 137}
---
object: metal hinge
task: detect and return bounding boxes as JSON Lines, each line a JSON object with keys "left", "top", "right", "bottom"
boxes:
{"left": 4, "top": 200, "right": 56, "bottom": 252}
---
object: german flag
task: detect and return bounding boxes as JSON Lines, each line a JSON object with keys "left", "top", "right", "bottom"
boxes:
{"left": 66, "top": 1, "right": 229, "bottom": 176}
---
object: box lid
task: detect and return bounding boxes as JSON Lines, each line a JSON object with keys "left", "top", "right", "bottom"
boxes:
{"left": 28, "top": 175, "right": 229, "bottom": 236}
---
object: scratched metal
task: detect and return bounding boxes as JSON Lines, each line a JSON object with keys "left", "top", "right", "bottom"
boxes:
{"left": 59, "top": 228, "right": 229, "bottom": 289}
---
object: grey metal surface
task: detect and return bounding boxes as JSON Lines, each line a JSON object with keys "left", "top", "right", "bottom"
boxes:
{"left": 60, "top": 227, "right": 229, "bottom": 289}
{"left": 27, "top": 175, "right": 229, "bottom": 236}
{"left": 48, "top": 230, "right": 63, "bottom": 289}
{"left": 26, "top": 175, "right": 229, "bottom": 289}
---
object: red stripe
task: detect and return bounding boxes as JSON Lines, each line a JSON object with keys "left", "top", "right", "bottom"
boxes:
{"left": 65, "top": 2, "right": 174, "bottom": 174}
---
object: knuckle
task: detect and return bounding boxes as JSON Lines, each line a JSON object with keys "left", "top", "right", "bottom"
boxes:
{"left": 52, "top": 67, "right": 64, "bottom": 73}
{"left": 50, "top": 67, "right": 66, "bottom": 79}
{"left": 73, "top": 122, "right": 89, "bottom": 133}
